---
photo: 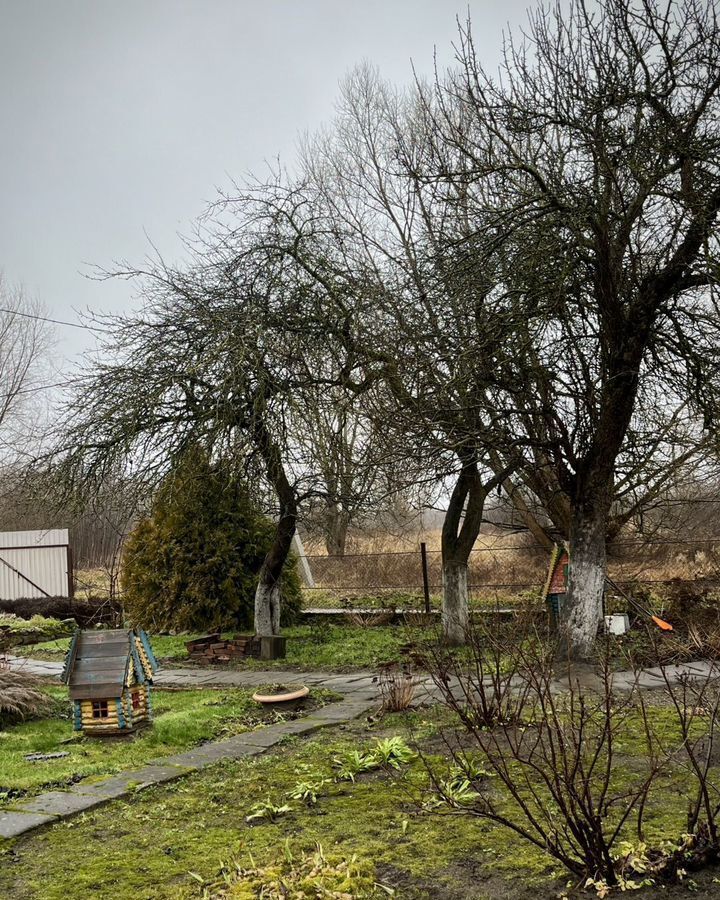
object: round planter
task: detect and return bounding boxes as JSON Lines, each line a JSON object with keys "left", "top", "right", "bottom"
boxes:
{"left": 252, "top": 685, "right": 310, "bottom": 704}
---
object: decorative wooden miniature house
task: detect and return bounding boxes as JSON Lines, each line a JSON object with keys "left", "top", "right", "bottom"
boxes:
{"left": 543, "top": 542, "right": 570, "bottom": 628}
{"left": 61, "top": 629, "right": 159, "bottom": 735}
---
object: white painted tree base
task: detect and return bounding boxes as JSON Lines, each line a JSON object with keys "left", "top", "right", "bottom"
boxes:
{"left": 442, "top": 562, "right": 469, "bottom": 646}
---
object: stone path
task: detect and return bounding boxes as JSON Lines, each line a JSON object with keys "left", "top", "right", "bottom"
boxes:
{"left": 4, "top": 653, "right": 383, "bottom": 695}
{"left": 2, "top": 652, "right": 718, "bottom": 842}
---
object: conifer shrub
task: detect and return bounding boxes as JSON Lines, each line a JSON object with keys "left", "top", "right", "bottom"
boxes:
{"left": 121, "top": 449, "right": 301, "bottom": 632}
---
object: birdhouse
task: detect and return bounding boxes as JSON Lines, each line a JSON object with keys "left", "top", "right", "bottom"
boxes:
{"left": 61, "top": 629, "right": 159, "bottom": 735}
{"left": 543, "top": 543, "right": 570, "bottom": 628}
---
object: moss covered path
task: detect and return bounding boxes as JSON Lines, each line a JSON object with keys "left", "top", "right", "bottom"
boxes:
{"left": 4, "top": 653, "right": 381, "bottom": 692}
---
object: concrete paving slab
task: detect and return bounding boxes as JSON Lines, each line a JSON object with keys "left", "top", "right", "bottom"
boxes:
{"left": 123, "top": 764, "right": 192, "bottom": 788}
{"left": 162, "top": 742, "right": 264, "bottom": 768}
{"left": 313, "top": 680, "right": 359, "bottom": 692}
{"left": 308, "top": 704, "right": 369, "bottom": 722}
{"left": 0, "top": 810, "right": 57, "bottom": 839}
{"left": 232, "top": 729, "right": 288, "bottom": 748}
{"left": 266, "top": 718, "right": 325, "bottom": 737}
{"left": 208, "top": 735, "right": 276, "bottom": 758}
{"left": 12, "top": 790, "right": 105, "bottom": 818}
{"left": 67, "top": 775, "right": 151, "bottom": 800}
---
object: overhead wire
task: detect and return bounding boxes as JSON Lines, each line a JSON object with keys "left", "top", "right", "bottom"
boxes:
{"left": 0, "top": 306, "right": 105, "bottom": 333}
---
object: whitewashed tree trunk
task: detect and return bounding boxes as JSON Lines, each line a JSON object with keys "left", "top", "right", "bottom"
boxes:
{"left": 442, "top": 561, "right": 470, "bottom": 646}
{"left": 250, "top": 419, "right": 297, "bottom": 640}
{"left": 254, "top": 575, "right": 282, "bottom": 637}
{"left": 558, "top": 508, "right": 607, "bottom": 661}
{"left": 440, "top": 459, "right": 491, "bottom": 647}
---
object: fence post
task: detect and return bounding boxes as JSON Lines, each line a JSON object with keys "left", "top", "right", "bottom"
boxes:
{"left": 420, "top": 542, "right": 431, "bottom": 614}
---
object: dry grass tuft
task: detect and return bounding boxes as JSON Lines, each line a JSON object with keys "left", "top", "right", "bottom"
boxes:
{"left": 344, "top": 610, "right": 395, "bottom": 627}
{"left": 374, "top": 664, "right": 417, "bottom": 712}
{"left": 0, "top": 671, "right": 53, "bottom": 729}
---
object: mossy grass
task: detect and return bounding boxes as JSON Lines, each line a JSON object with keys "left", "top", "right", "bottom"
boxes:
{"left": 0, "top": 714, "right": 552, "bottom": 899}
{"left": 13, "top": 621, "right": 517, "bottom": 671}
{"left": 14, "top": 625, "right": 428, "bottom": 670}
{"left": 0, "top": 686, "right": 335, "bottom": 798}
{"left": 0, "top": 699, "right": 712, "bottom": 899}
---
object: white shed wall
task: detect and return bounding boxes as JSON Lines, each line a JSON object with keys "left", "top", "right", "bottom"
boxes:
{"left": 0, "top": 529, "right": 72, "bottom": 600}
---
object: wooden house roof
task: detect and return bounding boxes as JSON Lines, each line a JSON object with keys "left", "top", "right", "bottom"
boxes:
{"left": 542, "top": 542, "right": 570, "bottom": 600}
{"left": 62, "top": 629, "right": 158, "bottom": 700}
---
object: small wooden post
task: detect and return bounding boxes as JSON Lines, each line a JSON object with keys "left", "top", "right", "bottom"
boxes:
{"left": 261, "top": 635, "right": 287, "bottom": 660}
{"left": 420, "top": 542, "right": 431, "bottom": 614}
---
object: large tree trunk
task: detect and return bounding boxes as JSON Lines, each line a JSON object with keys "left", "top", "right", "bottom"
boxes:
{"left": 441, "top": 459, "right": 486, "bottom": 647}
{"left": 558, "top": 506, "right": 607, "bottom": 661}
{"left": 254, "top": 578, "right": 282, "bottom": 636}
{"left": 442, "top": 560, "right": 469, "bottom": 645}
{"left": 254, "top": 501, "right": 297, "bottom": 636}
{"left": 555, "top": 330, "right": 645, "bottom": 660}
{"left": 252, "top": 419, "right": 298, "bottom": 637}
{"left": 557, "top": 467, "right": 613, "bottom": 661}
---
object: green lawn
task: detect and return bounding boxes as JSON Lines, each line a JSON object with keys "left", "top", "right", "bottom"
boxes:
{"left": 13, "top": 619, "right": 706, "bottom": 692}
{"left": 14, "top": 624, "right": 431, "bottom": 670}
{"left": 0, "top": 686, "right": 334, "bottom": 798}
{"left": 0, "top": 710, "right": 551, "bottom": 899}
{"left": 0, "top": 701, "right": 713, "bottom": 900}
{"left": 13, "top": 633, "right": 199, "bottom": 662}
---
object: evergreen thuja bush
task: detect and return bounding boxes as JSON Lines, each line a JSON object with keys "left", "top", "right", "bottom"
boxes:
{"left": 121, "top": 450, "right": 301, "bottom": 633}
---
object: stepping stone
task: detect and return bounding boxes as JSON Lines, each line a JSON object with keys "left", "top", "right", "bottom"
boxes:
{"left": 67, "top": 775, "right": 150, "bottom": 800}
{"left": 122, "top": 764, "right": 191, "bottom": 788}
{"left": 306, "top": 704, "right": 363, "bottom": 723}
{"left": 162, "top": 742, "right": 263, "bottom": 768}
{"left": 0, "top": 810, "right": 56, "bottom": 839}
{"left": 266, "top": 718, "right": 325, "bottom": 737}
{"left": 12, "top": 791, "right": 104, "bottom": 818}
{"left": 319, "top": 675, "right": 360, "bottom": 694}
{"left": 205, "top": 736, "right": 282, "bottom": 760}
{"left": 233, "top": 729, "right": 288, "bottom": 748}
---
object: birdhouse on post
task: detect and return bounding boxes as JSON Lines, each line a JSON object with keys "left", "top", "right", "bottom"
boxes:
{"left": 542, "top": 543, "right": 570, "bottom": 630}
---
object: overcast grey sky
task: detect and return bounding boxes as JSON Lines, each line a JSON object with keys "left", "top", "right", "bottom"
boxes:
{"left": 0, "top": 0, "right": 532, "bottom": 368}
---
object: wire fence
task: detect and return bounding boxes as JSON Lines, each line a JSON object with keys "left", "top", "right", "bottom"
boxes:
{"left": 301, "top": 537, "right": 720, "bottom": 610}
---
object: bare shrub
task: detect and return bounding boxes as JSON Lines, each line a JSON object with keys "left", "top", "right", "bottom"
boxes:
{"left": 421, "top": 620, "right": 660, "bottom": 887}
{"left": 344, "top": 610, "right": 395, "bottom": 627}
{"left": 632, "top": 657, "right": 720, "bottom": 878}
{"left": 0, "top": 671, "right": 53, "bottom": 728}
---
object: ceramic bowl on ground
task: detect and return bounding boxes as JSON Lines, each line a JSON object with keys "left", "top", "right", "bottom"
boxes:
{"left": 252, "top": 685, "right": 310, "bottom": 704}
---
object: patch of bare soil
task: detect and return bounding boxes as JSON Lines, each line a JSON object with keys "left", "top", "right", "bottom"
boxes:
{"left": 377, "top": 858, "right": 564, "bottom": 900}
{"left": 635, "top": 867, "right": 720, "bottom": 898}
{"left": 378, "top": 858, "right": 720, "bottom": 899}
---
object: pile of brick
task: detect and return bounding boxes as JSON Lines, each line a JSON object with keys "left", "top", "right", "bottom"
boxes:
{"left": 186, "top": 633, "right": 260, "bottom": 664}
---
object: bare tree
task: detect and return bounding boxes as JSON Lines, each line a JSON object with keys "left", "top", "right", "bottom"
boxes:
{"left": 52, "top": 239, "right": 361, "bottom": 640}
{"left": 426, "top": 0, "right": 720, "bottom": 658}
{"left": 0, "top": 276, "right": 50, "bottom": 462}
{"left": 242, "top": 67, "right": 522, "bottom": 644}
{"left": 292, "top": 378, "right": 422, "bottom": 557}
